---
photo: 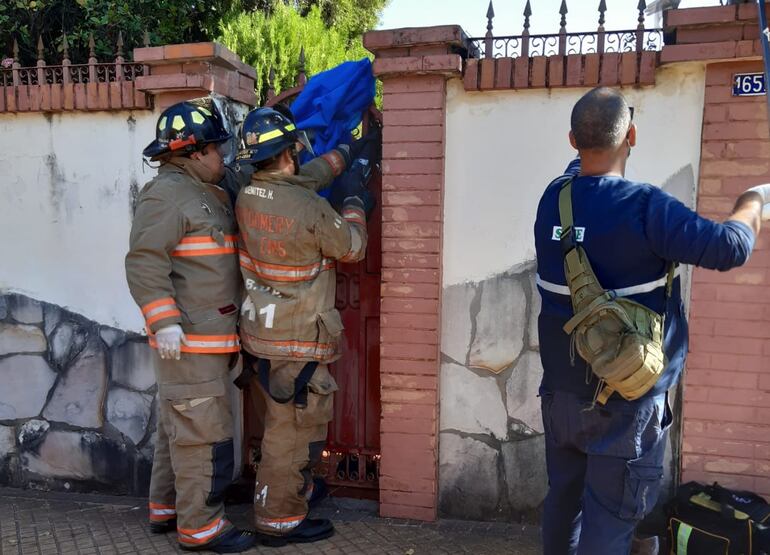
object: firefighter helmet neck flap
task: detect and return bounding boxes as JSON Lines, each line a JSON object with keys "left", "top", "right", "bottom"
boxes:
{"left": 237, "top": 106, "right": 314, "bottom": 175}
{"left": 143, "top": 101, "right": 231, "bottom": 160}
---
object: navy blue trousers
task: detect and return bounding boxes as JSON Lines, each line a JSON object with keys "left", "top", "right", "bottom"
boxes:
{"left": 540, "top": 389, "right": 672, "bottom": 555}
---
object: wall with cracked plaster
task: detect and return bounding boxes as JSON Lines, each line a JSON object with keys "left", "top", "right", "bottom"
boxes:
{"left": 0, "top": 96, "right": 248, "bottom": 333}
{"left": 439, "top": 63, "right": 706, "bottom": 520}
{"left": 0, "top": 110, "right": 156, "bottom": 332}
{"left": 439, "top": 264, "right": 547, "bottom": 521}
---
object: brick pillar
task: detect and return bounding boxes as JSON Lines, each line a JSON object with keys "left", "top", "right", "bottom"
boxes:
{"left": 364, "top": 26, "right": 465, "bottom": 521}
{"left": 663, "top": 5, "right": 770, "bottom": 497}
{"left": 684, "top": 58, "right": 770, "bottom": 497}
{"left": 133, "top": 42, "right": 256, "bottom": 109}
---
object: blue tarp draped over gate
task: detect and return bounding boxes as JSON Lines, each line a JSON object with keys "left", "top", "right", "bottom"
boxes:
{"left": 290, "top": 58, "right": 376, "bottom": 161}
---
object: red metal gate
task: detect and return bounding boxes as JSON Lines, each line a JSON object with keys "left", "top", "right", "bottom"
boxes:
{"left": 242, "top": 79, "right": 381, "bottom": 497}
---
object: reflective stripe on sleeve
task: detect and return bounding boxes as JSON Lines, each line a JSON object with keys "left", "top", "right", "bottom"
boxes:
{"left": 141, "top": 297, "right": 181, "bottom": 327}
{"left": 239, "top": 250, "right": 334, "bottom": 282}
{"left": 536, "top": 267, "right": 682, "bottom": 297}
{"left": 171, "top": 235, "right": 238, "bottom": 257}
{"left": 342, "top": 206, "right": 365, "bottom": 226}
{"left": 149, "top": 333, "right": 240, "bottom": 354}
{"left": 320, "top": 150, "right": 346, "bottom": 177}
{"left": 177, "top": 517, "right": 228, "bottom": 546}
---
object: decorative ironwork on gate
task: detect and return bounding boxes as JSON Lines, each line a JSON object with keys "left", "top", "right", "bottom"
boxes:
{"left": 468, "top": 0, "right": 664, "bottom": 59}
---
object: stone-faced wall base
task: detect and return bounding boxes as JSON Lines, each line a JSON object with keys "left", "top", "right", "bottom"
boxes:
{"left": 0, "top": 292, "right": 156, "bottom": 496}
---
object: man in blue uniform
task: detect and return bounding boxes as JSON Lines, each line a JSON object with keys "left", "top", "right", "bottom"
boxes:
{"left": 534, "top": 87, "right": 767, "bottom": 554}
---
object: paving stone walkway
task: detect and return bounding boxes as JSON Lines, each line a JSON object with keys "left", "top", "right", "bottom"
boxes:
{"left": 0, "top": 488, "right": 542, "bottom": 554}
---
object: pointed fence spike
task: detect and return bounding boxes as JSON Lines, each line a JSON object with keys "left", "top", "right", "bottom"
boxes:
{"left": 37, "top": 36, "right": 44, "bottom": 61}
{"left": 637, "top": 0, "right": 647, "bottom": 26}
{"left": 483, "top": 0, "right": 495, "bottom": 58}
{"left": 267, "top": 66, "right": 276, "bottom": 100}
{"left": 62, "top": 33, "right": 70, "bottom": 60}
{"left": 12, "top": 38, "right": 19, "bottom": 61}
{"left": 297, "top": 47, "right": 307, "bottom": 85}
{"left": 560, "top": 0, "right": 568, "bottom": 30}
{"left": 523, "top": 0, "right": 532, "bottom": 31}
{"left": 598, "top": 0, "right": 607, "bottom": 27}
{"left": 88, "top": 33, "right": 96, "bottom": 57}
{"left": 116, "top": 31, "right": 124, "bottom": 57}
{"left": 143, "top": 29, "right": 150, "bottom": 47}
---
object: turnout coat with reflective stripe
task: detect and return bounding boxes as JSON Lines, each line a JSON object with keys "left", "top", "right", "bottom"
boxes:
{"left": 126, "top": 162, "right": 242, "bottom": 354}
{"left": 534, "top": 159, "right": 755, "bottom": 399}
{"left": 237, "top": 154, "right": 367, "bottom": 363}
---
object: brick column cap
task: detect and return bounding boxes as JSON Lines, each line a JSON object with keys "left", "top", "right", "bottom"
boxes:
{"left": 134, "top": 42, "right": 256, "bottom": 79}
{"left": 364, "top": 25, "right": 470, "bottom": 53}
{"left": 664, "top": 5, "right": 738, "bottom": 27}
{"left": 133, "top": 41, "right": 256, "bottom": 108}
{"left": 365, "top": 26, "right": 467, "bottom": 79}
{"left": 660, "top": 4, "right": 767, "bottom": 64}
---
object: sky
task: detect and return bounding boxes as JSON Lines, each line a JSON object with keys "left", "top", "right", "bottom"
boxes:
{"left": 378, "top": 0, "right": 723, "bottom": 37}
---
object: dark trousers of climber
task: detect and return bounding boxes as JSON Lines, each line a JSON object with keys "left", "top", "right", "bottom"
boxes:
{"left": 148, "top": 353, "right": 236, "bottom": 548}
{"left": 248, "top": 359, "right": 336, "bottom": 536}
{"left": 540, "top": 390, "right": 672, "bottom": 555}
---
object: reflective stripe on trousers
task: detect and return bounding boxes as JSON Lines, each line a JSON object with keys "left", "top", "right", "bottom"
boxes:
{"left": 177, "top": 517, "right": 228, "bottom": 546}
{"left": 255, "top": 515, "right": 305, "bottom": 534}
{"left": 148, "top": 502, "right": 176, "bottom": 522}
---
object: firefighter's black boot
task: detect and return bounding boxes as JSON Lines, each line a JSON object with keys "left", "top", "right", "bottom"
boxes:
{"left": 182, "top": 528, "right": 258, "bottom": 553}
{"left": 149, "top": 518, "right": 176, "bottom": 534}
{"left": 260, "top": 518, "right": 335, "bottom": 547}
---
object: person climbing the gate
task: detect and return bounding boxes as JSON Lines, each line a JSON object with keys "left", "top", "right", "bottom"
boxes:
{"left": 234, "top": 105, "right": 379, "bottom": 546}
{"left": 534, "top": 87, "right": 768, "bottom": 555}
{"left": 125, "top": 100, "right": 256, "bottom": 553}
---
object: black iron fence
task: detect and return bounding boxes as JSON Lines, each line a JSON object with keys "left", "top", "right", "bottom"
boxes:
{"left": 468, "top": 0, "right": 665, "bottom": 59}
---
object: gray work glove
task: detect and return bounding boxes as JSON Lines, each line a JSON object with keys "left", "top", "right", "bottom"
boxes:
{"left": 746, "top": 184, "right": 770, "bottom": 220}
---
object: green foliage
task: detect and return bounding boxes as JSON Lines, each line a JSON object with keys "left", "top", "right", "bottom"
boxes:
{"left": 218, "top": 0, "right": 386, "bottom": 105}
{"left": 0, "top": 0, "right": 387, "bottom": 107}
{"left": 294, "top": 0, "right": 388, "bottom": 44}
{"left": 0, "top": 0, "right": 246, "bottom": 65}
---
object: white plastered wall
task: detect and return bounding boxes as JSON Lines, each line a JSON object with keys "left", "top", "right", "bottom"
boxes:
{"left": 443, "top": 62, "right": 707, "bottom": 286}
{"left": 438, "top": 62, "right": 707, "bottom": 517}
{"left": 0, "top": 110, "right": 157, "bottom": 332}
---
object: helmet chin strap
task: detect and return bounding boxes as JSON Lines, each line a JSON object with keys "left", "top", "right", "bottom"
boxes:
{"left": 290, "top": 145, "right": 300, "bottom": 176}
{"left": 142, "top": 157, "right": 161, "bottom": 171}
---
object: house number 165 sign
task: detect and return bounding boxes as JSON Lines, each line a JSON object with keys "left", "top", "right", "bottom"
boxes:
{"left": 733, "top": 73, "right": 766, "bottom": 96}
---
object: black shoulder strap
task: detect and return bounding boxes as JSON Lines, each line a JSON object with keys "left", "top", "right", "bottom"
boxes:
{"left": 558, "top": 178, "right": 578, "bottom": 256}
{"left": 257, "top": 358, "right": 319, "bottom": 408}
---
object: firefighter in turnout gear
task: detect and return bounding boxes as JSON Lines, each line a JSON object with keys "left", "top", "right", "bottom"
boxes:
{"left": 125, "top": 100, "right": 257, "bottom": 553}
{"left": 235, "top": 105, "right": 377, "bottom": 546}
